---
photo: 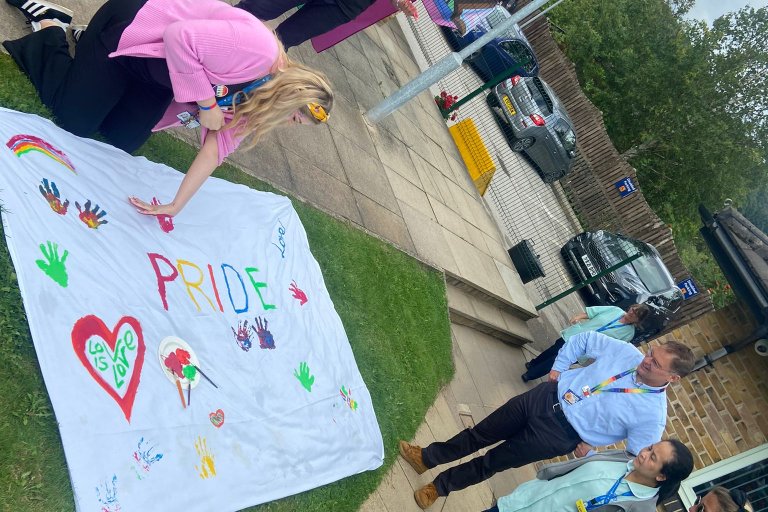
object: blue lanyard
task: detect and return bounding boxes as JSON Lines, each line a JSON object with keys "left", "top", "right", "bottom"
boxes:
{"left": 585, "top": 474, "right": 633, "bottom": 510}
{"left": 596, "top": 315, "right": 624, "bottom": 333}
{"left": 216, "top": 74, "right": 273, "bottom": 108}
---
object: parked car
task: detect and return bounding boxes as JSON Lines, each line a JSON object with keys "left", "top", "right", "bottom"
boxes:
{"left": 438, "top": 14, "right": 539, "bottom": 82}
{"left": 561, "top": 231, "right": 683, "bottom": 340}
{"left": 486, "top": 75, "right": 577, "bottom": 182}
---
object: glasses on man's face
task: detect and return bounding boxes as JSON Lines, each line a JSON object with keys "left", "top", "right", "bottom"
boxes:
{"left": 645, "top": 348, "right": 674, "bottom": 374}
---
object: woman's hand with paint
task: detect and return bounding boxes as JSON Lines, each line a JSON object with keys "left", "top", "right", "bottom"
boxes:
{"left": 129, "top": 196, "right": 179, "bottom": 217}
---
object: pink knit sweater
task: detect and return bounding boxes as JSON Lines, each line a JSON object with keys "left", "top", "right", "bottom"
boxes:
{"left": 109, "top": 0, "right": 279, "bottom": 163}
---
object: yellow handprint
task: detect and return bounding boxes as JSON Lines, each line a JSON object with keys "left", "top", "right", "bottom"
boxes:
{"left": 194, "top": 436, "right": 216, "bottom": 479}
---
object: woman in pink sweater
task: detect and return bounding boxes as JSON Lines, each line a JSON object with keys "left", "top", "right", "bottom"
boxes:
{"left": 3, "top": 0, "right": 333, "bottom": 217}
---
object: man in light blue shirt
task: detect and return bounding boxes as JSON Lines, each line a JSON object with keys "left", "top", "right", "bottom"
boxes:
{"left": 399, "top": 332, "right": 695, "bottom": 510}
{"left": 552, "top": 331, "right": 685, "bottom": 456}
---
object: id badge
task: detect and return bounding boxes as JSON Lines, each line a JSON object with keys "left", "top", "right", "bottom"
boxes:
{"left": 562, "top": 388, "right": 582, "bottom": 405}
{"left": 177, "top": 111, "right": 200, "bottom": 129}
{"left": 575, "top": 499, "right": 587, "bottom": 512}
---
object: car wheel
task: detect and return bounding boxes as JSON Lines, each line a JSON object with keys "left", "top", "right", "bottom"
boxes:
{"left": 486, "top": 93, "right": 500, "bottom": 109}
{"left": 511, "top": 137, "right": 534, "bottom": 151}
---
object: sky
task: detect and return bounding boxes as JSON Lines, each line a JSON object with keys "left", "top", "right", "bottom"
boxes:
{"left": 684, "top": 0, "right": 768, "bottom": 23}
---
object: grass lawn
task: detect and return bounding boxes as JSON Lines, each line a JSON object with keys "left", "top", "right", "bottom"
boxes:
{"left": 0, "top": 54, "right": 454, "bottom": 512}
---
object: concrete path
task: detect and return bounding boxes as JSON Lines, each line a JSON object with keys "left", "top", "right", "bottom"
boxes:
{"left": 0, "top": 4, "right": 586, "bottom": 510}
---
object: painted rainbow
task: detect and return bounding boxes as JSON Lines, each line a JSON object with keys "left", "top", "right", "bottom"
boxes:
{"left": 6, "top": 134, "right": 76, "bottom": 174}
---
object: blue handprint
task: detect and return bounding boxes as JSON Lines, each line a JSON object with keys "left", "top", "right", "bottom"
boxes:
{"left": 38, "top": 178, "right": 69, "bottom": 215}
{"left": 75, "top": 199, "right": 108, "bottom": 229}
{"left": 252, "top": 316, "right": 275, "bottom": 349}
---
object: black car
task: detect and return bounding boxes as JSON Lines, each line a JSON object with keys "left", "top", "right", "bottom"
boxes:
{"left": 561, "top": 231, "right": 683, "bottom": 339}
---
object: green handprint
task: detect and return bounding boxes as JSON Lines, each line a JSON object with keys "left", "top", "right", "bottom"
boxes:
{"left": 294, "top": 362, "right": 315, "bottom": 392}
{"left": 35, "top": 241, "right": 69, "bottom": 287}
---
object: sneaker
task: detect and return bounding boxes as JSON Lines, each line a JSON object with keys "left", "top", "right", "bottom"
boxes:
{"left": 70, "top": 24, "right": 86, "bottom": 43}
{"left": 414, "top": 483, "right": 439, "bottom": 510}
{"left": 6, "top": 0, "right": 73, "bottom": 24}
{"left": 29, "top": 18, "right": 69, "bottom": 31}
{"left": 398, "top": 440, "right": 428, "bottom": 475}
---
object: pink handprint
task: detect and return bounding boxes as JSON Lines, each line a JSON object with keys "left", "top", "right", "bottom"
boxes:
{"left": 152, "top": 197, "right": 174, "bottom": 233}
{"left": 39, "top": 178, "right": 69, "bottom": 215}
{"left": 231, "top": 320, "right": 253, "bottom": 351}
{"left": 289, "top": 280, "right": 308, "bottom": 306}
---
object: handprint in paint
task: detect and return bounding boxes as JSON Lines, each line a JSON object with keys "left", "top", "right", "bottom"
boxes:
{"left": 231, "top": 320, "right": 253, "bottom": 351}
{"left": 252, "top": 316, "right": 275, "bottom": 349}
{"left": 132, "top": 437, "right": 163, "bottom": 478}
{"left": 35, "top": 241, "right": 69, "bottom": 287}
{"left": 340, "top": 386, "right": 359, "bottom": 411}
{"left": 289, "top": 280, "right": 308, "bottom": 306}
{"left": 294, "top": 362, "right": 315, "bottom": 392}
{"left": 75, "top": 199, "right": 108, "bottom": 229}
{"left": 38, "top": 178, "right": 69, "bottom": 215}
{"left": 194, "top": 436, "right": 216, "bottom": 479}
{"left": 95, "top": 474, "right": 120, "bottom": 512}
{"left": 151, "top": 197, "right": 174, "bottom": 233}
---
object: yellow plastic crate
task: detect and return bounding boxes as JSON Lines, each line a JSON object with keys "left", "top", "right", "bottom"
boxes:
{"left": 449, "top": 118, "right": 496, "bottom": 196}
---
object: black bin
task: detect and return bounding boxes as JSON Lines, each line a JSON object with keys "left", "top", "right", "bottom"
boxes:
{"left": 507, "top": 240, "right": 545, "bottom": 284}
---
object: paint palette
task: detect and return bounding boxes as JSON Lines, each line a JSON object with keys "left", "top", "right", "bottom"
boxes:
{"left": 158, "top": 336, "right": 201, "bottom": 389}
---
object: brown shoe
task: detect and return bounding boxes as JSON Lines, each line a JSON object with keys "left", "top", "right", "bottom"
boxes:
{"left": 399, "top": 440, "right": 428, "bottom": 475}
{"left": 414, "top": 483, "right": 439, "bottom": 509}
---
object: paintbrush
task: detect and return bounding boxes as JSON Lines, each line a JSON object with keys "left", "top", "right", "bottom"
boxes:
{"left": 193, "top": 364, "right": 218, "bottom": 388}
{"left": 187, "top": 380, "right": 191, "bottom": 406}
{"left": 175, "top": 378, "right": 186, "bottom": 409}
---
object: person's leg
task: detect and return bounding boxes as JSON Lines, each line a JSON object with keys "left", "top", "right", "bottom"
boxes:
{"left": 523, "top": 338, "right": 565, "bottom": 380}
{"left": 98, "top": 79, "right": 173, "bottom": 153}
{"left": 421, "top": 382, "right": 547, "bottom": 470}
{"left": 2, "top": 27, "right": 75, "bottom": 109}
{"left": 430, "top": 382, "right": 580, "bottom": 496}
{"left": 235, "top": 0, "right": 305, "bottom": 21}
{"left": 272, "top": 1, "right": 351, "bottom": 49}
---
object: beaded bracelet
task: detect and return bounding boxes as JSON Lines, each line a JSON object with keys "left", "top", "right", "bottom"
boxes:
{"left": 198, "top": 102, "right": 217, "bottom": 111}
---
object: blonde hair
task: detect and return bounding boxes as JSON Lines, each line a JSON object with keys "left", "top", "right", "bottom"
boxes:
{"left": 228, "top": 45, "right": 333, "bottom": 148}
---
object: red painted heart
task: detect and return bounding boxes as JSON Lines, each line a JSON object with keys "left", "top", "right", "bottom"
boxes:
{"left": 71, "top": 315, "right": 145, "bottom": 422}
{"left": 209, "top": 409, "right": 225, "bottom": 428}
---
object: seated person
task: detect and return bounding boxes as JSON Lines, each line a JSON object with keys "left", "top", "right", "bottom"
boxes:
{"left": 522, "top": 304, "right": 649, "bottom": 382}
{"left": 484, "top": 439, "right": 693, "bottom": 512}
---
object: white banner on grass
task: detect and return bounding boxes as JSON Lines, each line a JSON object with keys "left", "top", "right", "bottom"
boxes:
{"left": 0, "top": 108, "right": 383, "bottom": 512}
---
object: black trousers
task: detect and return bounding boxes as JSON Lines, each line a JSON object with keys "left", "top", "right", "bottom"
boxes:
{"left": 237, "top": 0, "right": 353, "bottom": 49}
{"left": 2, "top": 0, "right": 173, "bottom": 153}
{"left": 525, "top": 337, "right": 565, "bottom": 380}
{"left": 421, "top": 381, "right": 581, "bottom": 496}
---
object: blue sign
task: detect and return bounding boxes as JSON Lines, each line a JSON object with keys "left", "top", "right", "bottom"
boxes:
{"left": 615, "top": 177, "right": 637, "bottom": 198}
{"left": 678, "top": 278, "right": 699, "bottom": 299}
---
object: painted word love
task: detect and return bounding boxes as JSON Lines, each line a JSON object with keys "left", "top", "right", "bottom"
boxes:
{"left": 71, "top": 315, "right": 146, "bottom": 422}
{"left": 272, "top": 219, "right": 286, "bottom": 258}
{"left": 147, "top": 252, "right": 276, "bottom": 314}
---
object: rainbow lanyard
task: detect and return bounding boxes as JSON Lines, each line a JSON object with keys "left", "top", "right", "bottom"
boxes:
{"left": 590, "top": 369, "right": 666, "bottom": 395}
{"left": 596, "top": 315, "right": 624, "bottom": 333}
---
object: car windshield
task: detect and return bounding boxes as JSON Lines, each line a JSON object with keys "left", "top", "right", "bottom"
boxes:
{"left": 554, "top": 120, "right": 576, "bottom": 151}
{"left": 498, "top": 41, "right": 537, "bottom": 74}
{"left": 630, "top": 256, "right": 673, "bottom": 293}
